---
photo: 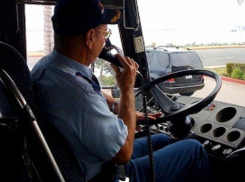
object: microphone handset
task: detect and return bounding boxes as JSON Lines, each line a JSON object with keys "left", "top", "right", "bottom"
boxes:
{"left": 98, "top": 47, "right": 123, "bottom": 68}
{"left": 98, "top": 39, "right": 142, "bottom": 77}
{"left": 98, "top": 39, "right": 123, "bottom": 68}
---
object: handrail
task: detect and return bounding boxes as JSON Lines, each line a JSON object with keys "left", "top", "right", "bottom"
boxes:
{"left": 0, "top": 69, "right": 65, "bottom": 182}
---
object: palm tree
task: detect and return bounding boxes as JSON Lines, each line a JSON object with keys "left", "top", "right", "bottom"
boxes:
{"left": 43, "top": 5, "right": 53, "bottom": 55}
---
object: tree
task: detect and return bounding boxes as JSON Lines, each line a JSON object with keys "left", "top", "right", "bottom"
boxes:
{"left": 43, "top": 6, "right": 53, "bottom": 55}
{"left": 95, "top": 58, "right": 114, "bottom": 81}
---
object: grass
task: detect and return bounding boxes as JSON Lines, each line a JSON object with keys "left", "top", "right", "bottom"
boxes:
{"left": 206, "top": 67, "right": 228, "bottom": 77}
{"left": 206, "top": 66, "right": 245, "bottom": 81}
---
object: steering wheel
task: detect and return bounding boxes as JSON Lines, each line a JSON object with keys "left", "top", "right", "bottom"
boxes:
{"left": 135, "top": 69, "right": 222, "bottom": 126}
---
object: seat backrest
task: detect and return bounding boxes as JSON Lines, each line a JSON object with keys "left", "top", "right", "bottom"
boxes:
{"left": 0, "top": 78, "right": 26, "bottom": 181}
{"left": 37, "top": 118, "right": 84, "bottom": 182}
{"left": 0, "top": 41, "right": 34, "bottom": 108}
{"left": 0, "top": 42, "right": 84, "bottom": 182}
{"left": 0, "top": 41, "right": 34, "bottom": 181}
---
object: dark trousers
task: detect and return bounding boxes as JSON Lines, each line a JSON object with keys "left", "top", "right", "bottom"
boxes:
{"left": 125, "top": 134, "right": 210, "bottom": 182}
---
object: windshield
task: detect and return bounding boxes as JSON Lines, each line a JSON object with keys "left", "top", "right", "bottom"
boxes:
{"left": 138, "top": 0, "right": 245, "bottom": 46}
{"left": 138, "top": 0, "right": 245, "bottom": 107}
{"left": 25, "top": 0, "right": 245, "bottom": 107}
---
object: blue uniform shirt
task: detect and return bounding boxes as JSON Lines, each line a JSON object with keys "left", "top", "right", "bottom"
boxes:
{"left": 31, "top": 50, "right": 128, "bottom": 180}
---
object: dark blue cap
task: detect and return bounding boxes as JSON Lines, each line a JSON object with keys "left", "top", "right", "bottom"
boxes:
{"left": 52, "top": 0, "right": 122, "bottom": 37}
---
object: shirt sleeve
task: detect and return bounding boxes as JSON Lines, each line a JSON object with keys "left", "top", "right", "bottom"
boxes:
{"left": 71, "top": 88, "right": 128, "bottom": 161}
{"left": 34, "top": 65, "right": 128, "bottom": 163}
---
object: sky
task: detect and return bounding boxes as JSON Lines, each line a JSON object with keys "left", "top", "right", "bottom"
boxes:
{"left": 136, "top": 0, "right": 245, "bottom": 46}
{"left": 25, "top": 0, "right": 245, "bottom": 52}
{"left": 138, "top": 0, "right": 245, "bottom": 30}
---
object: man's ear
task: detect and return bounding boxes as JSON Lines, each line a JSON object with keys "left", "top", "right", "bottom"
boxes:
{"left": 85, "top": 29, "right": 95, "bottom": 49}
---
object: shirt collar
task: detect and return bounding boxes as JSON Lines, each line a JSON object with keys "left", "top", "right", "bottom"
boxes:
{"left": 50, "top": 49, "right": 93, "bottom": 79}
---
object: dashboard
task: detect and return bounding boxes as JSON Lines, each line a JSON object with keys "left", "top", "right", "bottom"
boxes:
{"left": 138, "top": 95, "right": 245, "bottom": 162}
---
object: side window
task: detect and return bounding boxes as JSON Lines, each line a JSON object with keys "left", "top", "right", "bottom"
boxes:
{"left": 26, "top": 5, "right": 52, "bottom": 71}
{"left": 186, "top": 53, "right": 203, "bottom": 69}
{"left": 26, "top": 5, "right": 120, "bottom": 88}
{"left": 156, "top": 52, "right": 169, "bottom": 68}
{"left": 149, "top": 52, "right": 158, "bottom": 71}
{"left": 94, "top": 25, "right": 122, "bottom": 87}
{"left": 146, "top": 50, "right": 154, "bottom": 65}
{"left": 147, "top": 51, "right": 171, "bottom": 79}
{"left": 148, "top": 51, "right": 169, "bottom": 72}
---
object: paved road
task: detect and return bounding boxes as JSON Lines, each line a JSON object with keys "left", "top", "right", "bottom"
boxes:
{"left": 192, "top": 76, "right": 245, "bottom": 107}
{"left": 194, "top": 48, "right": 245, "bottom": 67}
{"left": 103, "top": 76, "right": 245, "bottom": 108}
{"left": 191, "top": 48, "right": 245, "bottom": 107}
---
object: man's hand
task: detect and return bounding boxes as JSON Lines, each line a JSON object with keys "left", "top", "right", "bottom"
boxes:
{"left": 136, "top": 111, "right": 163, "bottom": 121}
{"left": 110, "top": 54, "right": 139, "bottom": 93}
{"left": 136, "top": 111, "right": 163, "bottom": 132}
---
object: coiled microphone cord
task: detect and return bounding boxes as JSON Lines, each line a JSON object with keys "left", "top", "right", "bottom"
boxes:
{"left": 142, "top": 93, "right": 155, "bottom": 182}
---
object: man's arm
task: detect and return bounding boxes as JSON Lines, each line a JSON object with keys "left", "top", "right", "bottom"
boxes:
{"left": 109, "top": 54, "right": 138, "bottom": 164}
{"left": 102, "top": 91, "right": 119, "bottom": 114}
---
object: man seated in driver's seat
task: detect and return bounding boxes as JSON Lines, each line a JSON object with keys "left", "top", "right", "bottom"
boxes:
{"left": 31, "top": 0, "right": 210, "bottom": 181}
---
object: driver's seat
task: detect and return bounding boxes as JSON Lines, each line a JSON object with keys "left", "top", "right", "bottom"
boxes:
{"left": 0, "top": 41, "right": 84, "bottom": 181}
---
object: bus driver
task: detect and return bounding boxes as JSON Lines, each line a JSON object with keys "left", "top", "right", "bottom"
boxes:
{"left": 31, "top": 0, "right": 210, "bottom": 181}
